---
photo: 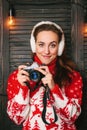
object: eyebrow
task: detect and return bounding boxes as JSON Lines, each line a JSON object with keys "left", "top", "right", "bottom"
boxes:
{"left": 37, "top": 41, "right": 57, "bottom": 44}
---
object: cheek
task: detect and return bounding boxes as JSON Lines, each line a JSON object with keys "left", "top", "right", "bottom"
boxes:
{"left": 36, "top": 47, "right": 43, "bottom": 53}
{"left": 52, "top": 48, "right": 58, "bottom": 55}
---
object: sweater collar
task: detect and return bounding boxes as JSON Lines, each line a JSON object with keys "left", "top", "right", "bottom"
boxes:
{"left": 34, "top": 54, "right": 57, "bottom": 75}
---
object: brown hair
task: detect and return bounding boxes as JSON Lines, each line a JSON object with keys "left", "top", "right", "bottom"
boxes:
{"left": 33, "top": 23, "right": 76, "bottom": 88}
{"left": 54, "top": 54, "right": 76, "bottom": 87}
{"left": 33, "top": 24, "right": 62, "bottom": 43}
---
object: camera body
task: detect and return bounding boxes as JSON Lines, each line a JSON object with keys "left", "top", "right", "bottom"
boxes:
{"left": 24, "top": 62, "right": 44, "bottom": 82}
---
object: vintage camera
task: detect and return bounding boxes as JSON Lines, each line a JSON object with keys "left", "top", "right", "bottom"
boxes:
{"left": 24, "top": 62, "right": 44, "bottom": 82}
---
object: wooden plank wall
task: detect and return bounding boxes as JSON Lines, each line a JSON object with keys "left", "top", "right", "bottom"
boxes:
{"left": 9, "top": 0, "right": 72, "bottom": 73}
{"left": 0, "top": 0, "right": 87, "bottom": 130}
{"left": 83, "top": 0, "right": 87, "bottom": 77}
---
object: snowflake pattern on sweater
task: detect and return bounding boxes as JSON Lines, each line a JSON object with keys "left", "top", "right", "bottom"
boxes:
{"left": 7, "top": 57, "right": 83, "bottom": 130}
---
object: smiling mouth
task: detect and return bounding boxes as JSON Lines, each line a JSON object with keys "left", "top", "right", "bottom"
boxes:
{"left": 43, "top": 55, "right": 51, "bottom": 58}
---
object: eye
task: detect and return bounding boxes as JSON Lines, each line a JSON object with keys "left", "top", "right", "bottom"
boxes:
{"left": 39, "top": 43, "right": 44, "bottom": 47}
{"left": 50, "top": 42, "right": 57, "bottom": 48}
{"left": 38, "top": 42, "right": 44, "bottom": 47}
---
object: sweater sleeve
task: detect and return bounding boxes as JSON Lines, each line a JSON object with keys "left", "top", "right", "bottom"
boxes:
{"left": 51, "top": 71, "right": 83, "bottom": 124}
{"left": 7, "top": 70, "right": 30, "bottom": 125}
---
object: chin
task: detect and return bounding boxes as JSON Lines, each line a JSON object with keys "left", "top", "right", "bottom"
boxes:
{"left": 42, "top": 61, "right": 51, "bottom": 65}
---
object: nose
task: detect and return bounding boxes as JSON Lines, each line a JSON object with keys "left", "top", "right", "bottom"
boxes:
{"left": 44, "top": 46, "right": 50, "bottom": 54}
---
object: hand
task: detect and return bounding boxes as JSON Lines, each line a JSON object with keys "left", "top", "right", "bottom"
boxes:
{"left": 17, "top": 65, "right": 30, "bottom": 86}
{"left": 35, "top": 66, "right": 55, "bottom": 89}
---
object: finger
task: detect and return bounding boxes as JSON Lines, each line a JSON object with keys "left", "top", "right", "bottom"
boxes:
{"left": 35, "top": 66, "right": 50, "bottom": 76}
{"left": 35, "top": 68, "right": 47, "bottom": 76}
{"left": 17, "top": 73, "right": 30, "bottom": 83}
{"left": 41, "top": 77, "right": 47, "bottom": 86}
{"left": 40, "top": 66, "right": 50, "bottom": 73}
{"left": 18, "top": 65, "right": 27, "bottom": 70}
{"left": 18, "top": 69, "right": 29, "bottom": 77}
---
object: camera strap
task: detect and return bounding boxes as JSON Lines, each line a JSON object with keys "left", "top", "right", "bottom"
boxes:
{"left": 25, "top": 81, "right": 40, "bottom": 92}
{"left": 42, "top": 85, "right": 58, "bottom": 124}
{"left": 26, "top": 81, "right": 58, "bottom": 124}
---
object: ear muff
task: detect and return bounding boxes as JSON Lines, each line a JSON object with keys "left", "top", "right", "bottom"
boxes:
{"left": 30, "top": 21, "right": 65, "bottom": 56}
{"left": 58, "top": 33, "right": 65, "bottom": 56}
{"left": 30, "top": 34, "right": 36, "bottom": 53}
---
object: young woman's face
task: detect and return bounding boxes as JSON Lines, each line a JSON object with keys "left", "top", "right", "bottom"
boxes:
{"left": 35, "top": 31, "right": 59, "bottom": 65}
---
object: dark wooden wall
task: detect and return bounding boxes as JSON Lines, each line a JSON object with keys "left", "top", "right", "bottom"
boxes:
{"left": 83, "top": 0, "right": 87, "bottom": 75}
{"left": 0, "top": 0, "right": 87, "bottom": 130}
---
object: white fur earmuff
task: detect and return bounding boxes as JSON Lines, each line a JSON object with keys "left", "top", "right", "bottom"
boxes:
{"left": 30, "top": 21, "right": 65, "bottom": 56}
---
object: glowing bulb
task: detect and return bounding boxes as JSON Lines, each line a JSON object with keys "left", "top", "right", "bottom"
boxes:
{"left": 8, "top": 16, "right": 14, "bottom": 25}
{"left": 8, "top": 9, "right": 15, "bottom": 26}
{"left": 84, "top": 24, "right": 87, "bottom": 33}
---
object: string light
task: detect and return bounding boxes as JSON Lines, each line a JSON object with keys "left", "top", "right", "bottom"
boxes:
{"left": 84, "top": 8, "right": 87, "bottom": 35}
{"left": 8, "top": 9, "right": 14, "bottom": 25}
{"left": 8, "top": 4, "right": 15, "bottom": 26}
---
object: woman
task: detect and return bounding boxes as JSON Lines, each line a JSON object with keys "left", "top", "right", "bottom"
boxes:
{"left": 7, "top": 21, "right": 83, "bottom": 130}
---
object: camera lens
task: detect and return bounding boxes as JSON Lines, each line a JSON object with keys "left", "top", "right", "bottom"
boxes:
{"left": 30, "top": 70, "right": 40, "bottom": 82}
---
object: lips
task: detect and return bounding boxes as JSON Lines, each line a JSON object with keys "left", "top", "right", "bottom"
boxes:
{"left": 42, "top": 55, "right": 51, "bottom": 59}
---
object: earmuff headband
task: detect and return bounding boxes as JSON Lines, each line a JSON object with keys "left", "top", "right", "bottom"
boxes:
{"left": 30, "top": 21, "right": 65, "bottom": 56}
